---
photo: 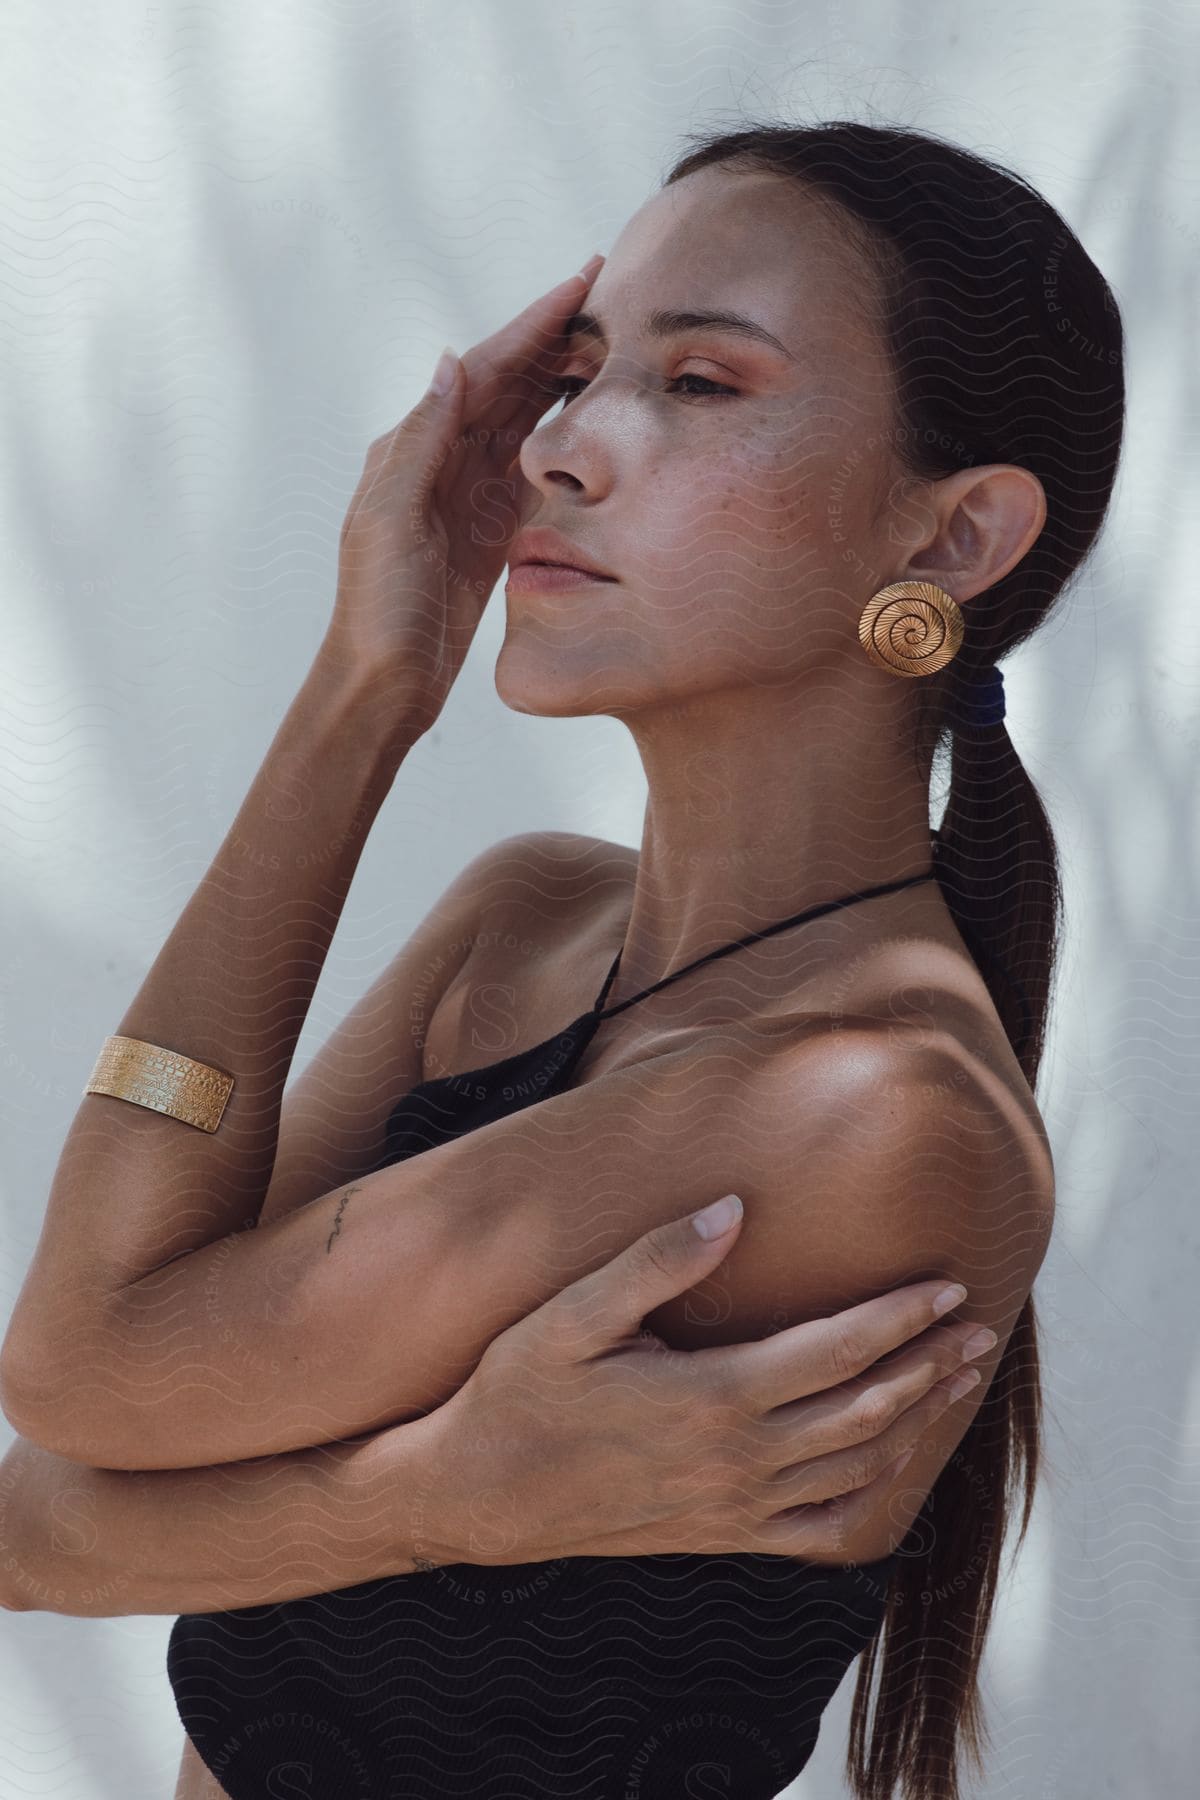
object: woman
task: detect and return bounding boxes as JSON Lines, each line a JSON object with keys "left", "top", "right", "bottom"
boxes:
{"left": 0, "top": 116, "right": 1123, "bottom": 1798}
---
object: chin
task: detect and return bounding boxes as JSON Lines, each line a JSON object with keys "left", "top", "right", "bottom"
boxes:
{"left": 492, "top": 637, "right": 637, "bottom": 720}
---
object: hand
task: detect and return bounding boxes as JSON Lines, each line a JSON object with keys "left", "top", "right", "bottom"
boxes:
{"left": 424, "top": 1199, "right": 986, "bottom": 1565}
{"left": 318, "top": 253, "right": 605, "bottom": 734}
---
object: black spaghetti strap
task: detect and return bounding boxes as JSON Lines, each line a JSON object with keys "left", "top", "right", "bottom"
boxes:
{"left": 591, "top": 866, "right": 938, "bottom": 1020}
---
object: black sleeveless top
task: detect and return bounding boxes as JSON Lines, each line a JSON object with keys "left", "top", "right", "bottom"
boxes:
{"left": 167, "top": 868, "right": 935, "bottom": 1799}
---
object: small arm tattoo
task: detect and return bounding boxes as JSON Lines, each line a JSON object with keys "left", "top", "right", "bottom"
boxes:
{"left": 325, "top": 1183, "right": 361, "bottom": 1253}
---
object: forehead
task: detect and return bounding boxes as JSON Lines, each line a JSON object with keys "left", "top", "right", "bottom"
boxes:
{"left": 590, "top": 165, "right": 876, "bottom": 356}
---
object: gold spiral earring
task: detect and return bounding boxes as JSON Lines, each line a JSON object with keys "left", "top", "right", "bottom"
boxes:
{"left": 857, "top": 580, "right": 964, "bottom": 678}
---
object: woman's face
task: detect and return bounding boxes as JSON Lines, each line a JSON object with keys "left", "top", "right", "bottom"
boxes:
{"left": 496, "top": 164, "right": 903, "bottom": 722}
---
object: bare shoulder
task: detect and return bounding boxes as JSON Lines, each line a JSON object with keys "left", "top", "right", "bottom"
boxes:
{"left": 469, "top": 831, "right": 636, "bottom": 911}
{"left": 489, "top": 830, "right": 636, "bottom": 892}
{"left": 451, "top": 829, "right": 636, "bottom": 972}
{"left": 637, "top": 1016, "right": 1054, "bottom": 1564}
{"left": 788, "top": 1015, "right": 1055, "bottom": 1269}
{"left": 419, "top": 831, "right": 636, "bottom": 1080}
{"left": 644, "top": 1015, "right": 1054, "bottom": 1350}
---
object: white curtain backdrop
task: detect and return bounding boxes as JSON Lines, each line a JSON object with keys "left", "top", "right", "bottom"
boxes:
{"left": 1, "top": 2, "right": 1197, "bottom": 1795}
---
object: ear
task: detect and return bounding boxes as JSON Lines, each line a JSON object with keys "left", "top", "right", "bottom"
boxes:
{"left": 901, "top": 463, "right": 1047, "bottom": 604}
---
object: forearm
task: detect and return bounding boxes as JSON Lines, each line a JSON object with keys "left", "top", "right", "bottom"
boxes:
{"left": 4, "top": 651, "right": 422, "bottom": 1353}
{"left": 0, "top": 1409, "right": 455, "bottom": 1618}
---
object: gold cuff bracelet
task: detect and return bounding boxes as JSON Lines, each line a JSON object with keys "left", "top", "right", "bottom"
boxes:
{"left": 84, "top": 1035, "right": 235, "bottom": 1133}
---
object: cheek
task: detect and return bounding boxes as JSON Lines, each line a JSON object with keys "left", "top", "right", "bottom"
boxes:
{"left": 680, "top": 438, "right": 830, "bottom": 586}
{"left": 630, "top": 418, "right": 857, "bottom": 614}
{"left": 736, "top": 422, "right": 879, "bottom": 586}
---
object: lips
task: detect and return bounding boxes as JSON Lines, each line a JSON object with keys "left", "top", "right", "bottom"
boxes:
{"left": 508, "top": 527, "right": 616, "bottom": 580}
{"left": 515, "top": 560, "right": 612, "bottom": 576}
{"left": 505, "top": 562, "right": 615, "bottom": 592}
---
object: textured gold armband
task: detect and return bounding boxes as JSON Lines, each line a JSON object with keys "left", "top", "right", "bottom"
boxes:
{"left": 83, "top": 1035, "right": 235, "bottom": 1133}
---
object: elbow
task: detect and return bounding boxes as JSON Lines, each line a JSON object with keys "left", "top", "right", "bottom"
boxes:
{"left": 0, "top": 1563, "right": 34, "bottom": 1612}
{"left": 0, "top": 1329, "right": 48, "bottom": 1444}
{"left": 0, "top": 1334, "right": 144, "bottom": 1473}
{"left": 0, "top": 1377, "right": 89, "bottom": 1469}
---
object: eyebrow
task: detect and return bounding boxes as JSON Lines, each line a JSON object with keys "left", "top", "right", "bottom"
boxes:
{"left": 565, "top": 306, "right": 797, "bottom": 362}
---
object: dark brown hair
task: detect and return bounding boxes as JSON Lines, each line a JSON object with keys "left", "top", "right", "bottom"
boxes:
{"left": 663, "top": 118, "right": 1125, "bottom": 1800}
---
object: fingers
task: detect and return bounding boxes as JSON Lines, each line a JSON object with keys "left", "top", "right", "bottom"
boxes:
{"left": 756, "top": 1319, "right": 992, "bottom": 1461}
{"left": 622, "top": 1312, "right": 990, "bottom": 1561}
{"left": 531, "top": 1195, "right": 745, "bottom": 1361}
{"left": 344, "top": 347, "right": 467, "bottom": 529}
{"left": 744, "top": 1368, "right": 982, "bottom": 1562}
{"left": 352, "top": 252, "right": 604, "bottom": 495}
{"left": 763, "top": 1360, "right": 980, "bottom": 1516}
{"left": 457, "top": 254, "right": 605, "bottom": 434}
{"left": 749, "top": 1455, "right": 912, "bottom": 1562}
{"left": 698, "top": 1278, "right": 970, "bottom": 1414}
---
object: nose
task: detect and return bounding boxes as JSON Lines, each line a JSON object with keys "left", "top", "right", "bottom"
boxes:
{"left": 512, "top": 395, "right": 608, "bottom": 496}
{"left": 508, "top": 437, "right": 586, "bottom": 494}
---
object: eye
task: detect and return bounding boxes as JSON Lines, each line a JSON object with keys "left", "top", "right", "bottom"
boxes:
{"left": 547, "top": 371, "right": 737, "bottom": 406}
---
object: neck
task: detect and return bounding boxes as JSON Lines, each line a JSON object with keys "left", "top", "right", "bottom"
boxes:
{"left": 604, "top": 679, "right": 938, "bottom": 1009}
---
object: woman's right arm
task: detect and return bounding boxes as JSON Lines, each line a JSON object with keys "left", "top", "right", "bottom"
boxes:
{"left": 0, "top": 1414, "right": 452, "bottom": 1618}
{"left": 1, "top": 1218, "right": 982, "bottom": 1617}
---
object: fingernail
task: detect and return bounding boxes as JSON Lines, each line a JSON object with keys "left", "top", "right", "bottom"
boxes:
{"left": 946, "top": 1367, "right": 982, "bottom": 1400}
{"left": 575, "top": 252, "right": 605, "bottom": 279}
{"left": 961, "top": 1327, "right": 997, "bottom": 1360}
{"left": 932, "top": 1283, "right": 968, "bottom": 1318}
{"left": 429, "top": 345, "right": 458, "bottom": 395}
{"left": 691, "top": 1194, "right": 743, "bottom": 1239}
